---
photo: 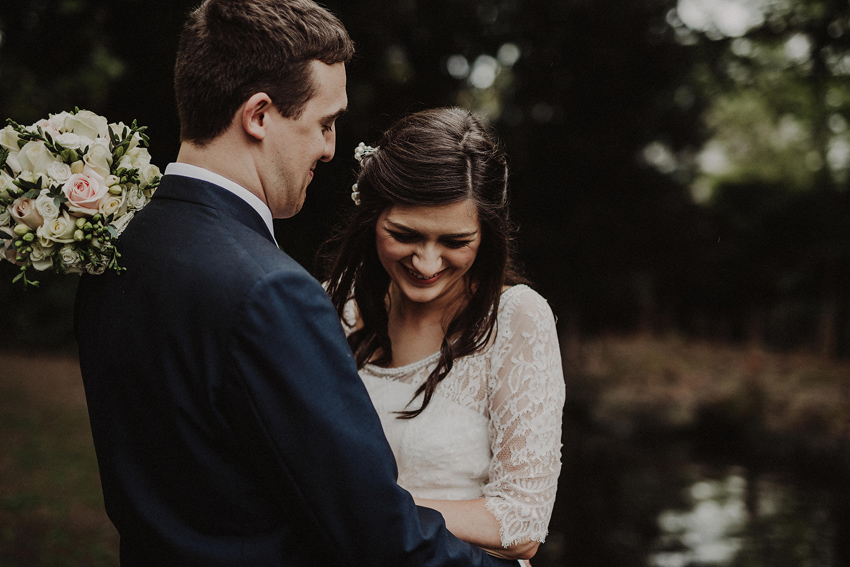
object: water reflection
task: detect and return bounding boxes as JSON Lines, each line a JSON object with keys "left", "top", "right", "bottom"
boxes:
{"left": 651, "top": 472, "right": 747, "bottom": 567}
{"left": 535, "top": 423, "right": 849, "bottom": 567}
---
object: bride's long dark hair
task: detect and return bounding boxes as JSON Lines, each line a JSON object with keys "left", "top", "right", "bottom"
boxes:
{"left": 322, "top": 107, "right": 527, "bottom": 418}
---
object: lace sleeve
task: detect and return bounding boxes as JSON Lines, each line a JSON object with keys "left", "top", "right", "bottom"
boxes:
{"left": 483, "top": 286, "right": 565, "bottom": 547}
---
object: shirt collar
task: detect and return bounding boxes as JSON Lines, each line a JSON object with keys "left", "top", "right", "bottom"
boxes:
{"left": 164, "top": 162, "right": 277, "bottom": 246}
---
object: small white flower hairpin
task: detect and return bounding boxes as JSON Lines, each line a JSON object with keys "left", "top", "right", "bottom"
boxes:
{"left": 351, "top": 143, "right": 379, "bottom": 206}
{"left": 354, "top": 142, "right": 378, "bottom": 163}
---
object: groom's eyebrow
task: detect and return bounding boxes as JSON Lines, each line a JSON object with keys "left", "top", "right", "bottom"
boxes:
{"left": 323, "top": 107, "right": 348, "bottom": 124}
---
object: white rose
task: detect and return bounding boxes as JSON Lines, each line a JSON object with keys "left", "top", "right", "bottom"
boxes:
{"left": 86, "top": 262, "right": 107, "bottom": 276}
{"left": 35, "top": 189, "right": 60, "bottom": 221}
{"left": 138, "top": 163, "right": 160, "bottom": 189}
{"left": 37, "top": 210, "right": 77, "bottom": 244}
{"left": 47, "top": 161, "right": 72, "bottom": 184}
{"left": 64, "top": 110, "right": 109, "bottom": 140}
{"left": 58, "top": 244, "right": 84, "bottom": 274}
{"left": 29, "top": 241, "right": 55, "bottom": 271}
{"left": 54, "top": 132, "right": 83, "bottom": 150}
{"left": 0, "top": 126, "right": 21, "bottom": 152}
{"left": 17, "top": 141, "right": 55, "bottom": 176}
{"left": 10, "top": 197, "right": 44, "bottom": 229}
{"left": 83, "top": 143, "right": 113, "bottom": 178}
{"left": 126, "top": 147, "right": 151, "bottom": 167}
{"left": 98, "top": 191, "right": 126, "bottom": 218}
{"left": 126, "top": 186, "right": 148, "bottom": 210}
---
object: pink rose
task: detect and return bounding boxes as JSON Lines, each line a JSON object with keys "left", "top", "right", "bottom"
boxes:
{"left": 62, "top": 171, "right": 108, "bottom": 216}
{"left": 10, "top": 197, "right": 45, "bottom": 230}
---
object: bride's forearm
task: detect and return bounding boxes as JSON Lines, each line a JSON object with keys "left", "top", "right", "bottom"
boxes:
{"left": 413, "top": 497, "right": 539, "bottom": 561}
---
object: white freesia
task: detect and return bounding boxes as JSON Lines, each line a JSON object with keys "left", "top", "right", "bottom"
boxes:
{"left": 35, "top": 118, "right": 62, "bottom": 140}
{"left": 110, "top": 122, "right": 141, "bottom": 151}
{"left": 0, "top": 206, "right": 10, "bottom": 226}
{"left": 64, "top": 110, "right": 109, "bottom": 140}
{"left": 48, "top": 112, "right": 71, "bottom": 132}
{"left": 47, "top": 161, "right": 72, "bottom": 183}
{"left": 37, "top": 210, "right": 77, "bottom": 244}
{"left": 18, "top": 141, "right": 55, "bottom": 176}
{"left": 58, "top": 244, "right": 83, "bottom": 274}
{"left": 29, "top": 241, "right": 55, "bottom": 271}
{"left": 54, "top": 132, "right": 83, "bottom": 150}
{"left": 0, "top": 169, "right": 16, "bottom": 194}
{"left": 0, "top": 126, "right": 20, "bottom": 152}
{"left": 35, "top": 189, "right": 60, "bottom": 221}
{"left": 112, "top": 210, "right": 135, "bottom": 235}
{"left": 83, "top": 143, "right": 113, "bottom": 178}
{"left": 117, "top": 154, "right": 133, "bottom": 170}
{"left": 5, "top": 152, "right": 22, "bottom": 175}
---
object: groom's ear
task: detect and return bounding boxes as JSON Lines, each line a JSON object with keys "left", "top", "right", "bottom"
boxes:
{"left": 242, "top": 92, "right": 273, "bottom": 141}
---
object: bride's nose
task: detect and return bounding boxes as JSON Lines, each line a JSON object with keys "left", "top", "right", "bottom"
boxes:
{"left": 410, "top": 246, "right": 442, "bottom": 276}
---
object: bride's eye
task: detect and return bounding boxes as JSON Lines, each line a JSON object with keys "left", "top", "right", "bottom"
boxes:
{"left": 442, "top": 239, "right": 472, "bottom": 249}
{"left": 389, "top": 231, "right": 418, "bottom": 243}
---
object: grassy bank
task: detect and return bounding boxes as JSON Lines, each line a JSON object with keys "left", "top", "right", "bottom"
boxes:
{"left": 0, "top": 352, "right": 117, "bottom": 567}
{"left": 564, "top": 335, "right": 850, "bottom": 477}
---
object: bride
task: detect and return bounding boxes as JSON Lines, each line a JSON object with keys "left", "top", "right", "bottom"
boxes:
{"left": 323, "top": 107, "right": 565, "bottom": 564}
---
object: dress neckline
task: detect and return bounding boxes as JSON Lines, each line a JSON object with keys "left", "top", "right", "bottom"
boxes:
{"left": 362, "top": 284, "right": 528, "bottom": 376}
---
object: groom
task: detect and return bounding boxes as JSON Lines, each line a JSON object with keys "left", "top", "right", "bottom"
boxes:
{"left": 75, "top": 1, "right": 516, "bottom": 566}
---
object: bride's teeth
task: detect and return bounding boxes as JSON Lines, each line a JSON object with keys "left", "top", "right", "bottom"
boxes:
{"left": 407, "top": 267, "right": 437, "bottom": 280}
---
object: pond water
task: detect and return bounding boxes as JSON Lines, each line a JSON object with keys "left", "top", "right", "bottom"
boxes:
{"left": 532, "top": 419, "right": 849, "bottom": 567}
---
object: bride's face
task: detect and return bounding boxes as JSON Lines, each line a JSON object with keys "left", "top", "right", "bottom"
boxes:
{"left": 375, "top": 200, "right": 481, "bottom": 308}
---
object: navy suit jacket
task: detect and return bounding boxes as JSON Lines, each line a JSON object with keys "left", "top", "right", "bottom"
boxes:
{"left": 75, "top": 174, "right": 517, "bottom": 566}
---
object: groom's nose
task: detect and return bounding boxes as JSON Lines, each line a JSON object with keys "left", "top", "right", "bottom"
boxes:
{"left": 320, "top": 130, "right": 336, "bottom": 162}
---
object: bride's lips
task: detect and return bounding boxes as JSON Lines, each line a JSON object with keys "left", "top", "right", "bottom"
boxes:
{"left": 404, "top": 266, "right": 445, "bottom": 285}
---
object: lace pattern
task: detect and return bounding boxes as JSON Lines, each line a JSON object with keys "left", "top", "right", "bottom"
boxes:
{"left": 349, "top": 285, "right": 565, "bottom": 547}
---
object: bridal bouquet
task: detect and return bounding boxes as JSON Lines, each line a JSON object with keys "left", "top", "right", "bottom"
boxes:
{"left": 0, "top": 109, "right": 160, "bottom": 287}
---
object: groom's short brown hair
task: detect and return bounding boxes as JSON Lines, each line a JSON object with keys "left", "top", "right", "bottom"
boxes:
{"left": 175, "top": 0, "right": 354, "bottom": 145}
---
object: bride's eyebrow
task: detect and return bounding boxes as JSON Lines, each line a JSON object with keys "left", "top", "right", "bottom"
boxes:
{"left": 384, "top": 220, "right": 478, "bottom": 238}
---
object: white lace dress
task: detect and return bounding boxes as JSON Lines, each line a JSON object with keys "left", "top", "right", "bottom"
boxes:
{"left": 344, "top": 285, "right": 565, "bottom": 547}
